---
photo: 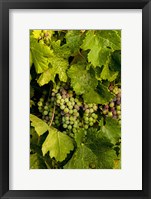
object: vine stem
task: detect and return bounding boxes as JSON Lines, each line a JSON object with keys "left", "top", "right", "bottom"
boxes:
{"left": 78, "top": 50, "right": 88, "bottom": 63}
{"left": 49, "top": 106, "right": 56, "bottom": 127}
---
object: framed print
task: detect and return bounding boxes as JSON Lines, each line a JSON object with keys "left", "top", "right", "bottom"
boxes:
{"left": 0, "top": 0, "right": 151, "bottom": 198}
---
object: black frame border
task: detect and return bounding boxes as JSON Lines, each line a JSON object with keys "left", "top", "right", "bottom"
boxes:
{"left": 0, "top": 0, "right": 151, "bottom": 198}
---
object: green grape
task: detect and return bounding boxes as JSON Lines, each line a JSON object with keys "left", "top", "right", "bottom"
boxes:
{"left": 89, "top": 122, "right": 93, "bottom": 126}
{"left": 93, "top": 105, "right": 98, "bottom": 111}
{"left": 65, "top": 98, "right": 69, "bottom": 103}
{"left": 38, "top": 101, "right": 43, "bottom": 107}
{"left": 117, "top": 110, "right": 121, "bottom": 115}
{"left": 66, "top": 120, "right": 70, "bottom": 125}
{"left": 73, "top": 128, "right": 77, "bottom": 133}
{"left": 89, "top": 117, "right": 93, "bottom": 122}
{"left": 43, "top": 110, "right": 48, "bottom": 115}
{"left": 88, "top": 104, "right": 93, "bottom": 108}
{"left": 84, "top": 116, "right": 89, "bottom": 121}
{"left": 74, "top": 104, "right": 79, "bottom": 110}
{"left": 74, "top": 112, "right": 79, "bottom": 117}
{"left": 103, "top": 109, "right": 108, "bottom": 115}
{"left": 40, "top": 97, "right": 44, "bottom": 102}
{"left": 69, "top": 109, "right": 73, "bottom": 114}
{"left": 56, "top": 99, "right": 60, "bottom": 104}
{"left": 70, "top": 97, "right": 74, "bottom": 102}
{"left": 71, "top": 101, "right": 75, "bottom": 106}
{"left": 65, "top": 116, "right": 69, "bottom": 121}
{"left": 73, "top": 109, "right": 77, "bottom": 113}
{"left": 70, "top": 116, "right": 74, "bottom": 121}
{"left": 70, "top": 121, "right": 74, "bottom": 125}
{"left": 110, "top": 102, "right": 114, "bottom": 108}
{"left": 85, "top": 109, "right": 90, "bottom": 114}
{"left": 84, "top": 125, "right": 88, "bottom": 129}
{"left": 67, "top": 101, "right": 72, "bottom": 107}
{"left": 64, "top": 108, "right": 69, "bottom": 113}
{"left": 69, "top": 105, "right": 73, "bottom": 110}
{"left": 60, "top": 99, "right": 64, "bottom": 103}
{"left": 60, "top": 105, "right": 65, "bottom": 110}
{"left": 108, "top": 112, "right": 113, "bottom": 117}
{"left": 77, "top": 101, "right": 82, "bottom": 106}
{"left": 116, "top": 105, "right": 121, "bottom": 111}
{"left": 75, "top": 98, "right": 79, "bottom": 103}
{"left": 89, "top": 108, "right": 94, "bottom": 113}
{"left": 63, "top": 124, "right": 67, "bottom": 128}
{"left": 44, "top": 105, "right": 49, "bottom": 110}
{"left": 68, "top": 125, "right": 72, "bottom": 130}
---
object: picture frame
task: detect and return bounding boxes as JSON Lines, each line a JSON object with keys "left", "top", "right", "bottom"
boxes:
{"left": 0, "top": 0, "right": 151, "bottom": 198}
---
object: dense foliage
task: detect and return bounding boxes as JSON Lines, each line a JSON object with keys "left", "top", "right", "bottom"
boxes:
{"left": 30, "top": 30, "right": 121, "bottom": 169}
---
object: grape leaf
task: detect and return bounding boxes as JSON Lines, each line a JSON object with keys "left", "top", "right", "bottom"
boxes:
{"left": 30, "top": 37, "right": 53, "bottom": 74}
{"left": 67, "top": 63, "right": 98, "bottom": 95}
{"left": 83, "top": 89, "right": 106, "bottom": 104}
{"left": 101, "top": 64, "right": 119, "bottom": 82}
{"left": 74, "top": 129, "right": 86, "bottom": 147}
{"left": 32, "top": 30, "right": 41, "bottom": 39}
{"left": 65, "top": 30, "right": 84, "bottom": 54}
{"left": 30, "top": 51, "right": 33, "bottom": 68}
{"left": 37, "top": 68, "right": 54, "bottom": 86}
{"left": 81, "top": 30, "right": 121, "bottom": 68}
{"left": 96, "top": 83, "right": 115, "bottom": 105}
{"left": 109, "top": 50, "right": 121, "bottom": 72}
{"left": 85, "top": 128, "right": 117, "bottom": 169}
{"left": 64, "top": 144, "right": 98, "bottom": 169}
{"left": 51, "top": 40, "right": 71, "bottom": 59}
{"left": 30, "top": 127, "right": 38, "bottom": 146}
{"left": 30, "top": 153, "right": 47, "bottom": 169}
{"left": 42, "top": 127, "right": 74, "bottom": 162}
{"left": 37, "top": 56, "right": 68, "bottom": 86}
{"left": 49, "top": 56, "right": 68, "bottom": 82}
{"left": 30, "top": 114, "right": 50, "bottom": 136}
{"left": 101, "top": 117, "right": 121, "bottom": 145}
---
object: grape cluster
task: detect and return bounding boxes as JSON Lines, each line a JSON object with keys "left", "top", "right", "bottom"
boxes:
{"left": 82, "top": 103, "right": 98, "bottom": 129}
{"left": 101, "top": 85, "right": 121, "bottom": 124}
{"left": 37, "top": 95, "right": 61, "bottom": 127}
{"left": 52, "top": 85, "right": 83, "bottom": 133}
{"left": 37, "top": 82, "right": 121, "bottom": 134}
{"left": 38, "top": 30, "right": 52, "bottom": 45}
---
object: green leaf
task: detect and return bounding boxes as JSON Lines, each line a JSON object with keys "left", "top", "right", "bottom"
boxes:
{"left": 81, "top": 30, "right": 121, "bottom": 68}
{"left": 32, "top": 30, "right": 42, "bottom": 39}
{"left": 64, "top": 144, "right": 98, "bottom": 169}
{"left": 65, "top": 30, "right": 84, "bottom": 54}
{"left": 51, "top": 40, "right": 71, "bottom": 59}
{"left": 37, "top": 68, "right": 54, "bottom": 86}
{"left": 101, "top": 117, "right": 121, "bottom": 145}
{"left": 110, "top": 50, "right": 121, "bottom": 72}
{"left": 42, "top": 127, "right": 74, "bottom": 162}
{"left": 30, "top": 153, "right": 47, "bottom": 169}
{"left": 30, "top": 114, "right": 50, "bottom": 136}
{"left": 37, "top": 56, "right": 68, "bottom": 86}
{"left": 83, "top": 89, "right": 105, "bottom": 104}
{"left": 49, "top": 56, "right": 68, "bottom": 82}
{"left": 68, "top": 63, "right": 98, "bottom": 95}
{"left": 101, "top": 63, "right": 119, "bottom": 82}
{"left": 85, "top": 128, "right": 117, "bottom": 169}
{"left": 30, "top": 51, "right": 33, "bottom": 68}
{"left": 96, "top": 83, "right": 115, "bottom": 105}
{"left": 30, "top": 37, "right": 53, "bottom": 74}
{"left": 74, "top": 129, "right": 86, "bottom": 147}
{"left": 30, "top": 127, "right": 38, "bottom": 146}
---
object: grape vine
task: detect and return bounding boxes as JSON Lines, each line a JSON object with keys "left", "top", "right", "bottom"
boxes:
{"left": 30, "top": 30, "right": 121, "bottom": 169}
